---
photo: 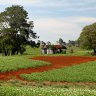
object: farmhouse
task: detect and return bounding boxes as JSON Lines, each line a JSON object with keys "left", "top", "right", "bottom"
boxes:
{"left": 40, "top": 42, "right": 67, "bottom": 54}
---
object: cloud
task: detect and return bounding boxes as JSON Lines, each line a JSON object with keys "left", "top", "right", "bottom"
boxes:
{"left": 34, "top": 18, "right": 79, "bottom": 34}
{"left": 62, "top": 7, "right": 96, "bottom": 11}
{"left": 0, "top": 0, "right": 42, "bottom": 5}
{"left": 60, "top": 17, "right": 96, "bottom": 24}
{"left": 0, "top": 0, "right": 96, "bottom": 16}
{"left": 32, "top": 16, "right": 96, "bottom": 43}
{"left": 34, "top": 17, "right": 96, "bottom": 33}
{"left": 83, "top": 0, "right": 96, "bottom": 3}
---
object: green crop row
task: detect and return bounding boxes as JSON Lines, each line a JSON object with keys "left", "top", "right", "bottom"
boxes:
{"left": 0, "top": 86, "right": 96, "bottom": 96}
{"left": 0, "top": 56, "right": 51, "bottom": 73}
{"left": 21, "top": 61, "right": 96, "bottom": 82}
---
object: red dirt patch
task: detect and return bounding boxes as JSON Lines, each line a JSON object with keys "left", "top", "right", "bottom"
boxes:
{"left": 0, "top": 56, "right": 96, "bottom": 80}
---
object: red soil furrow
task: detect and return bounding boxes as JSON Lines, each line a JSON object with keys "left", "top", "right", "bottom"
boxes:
{"left": 0, "top": 56, "right": 96, "bottom": 80}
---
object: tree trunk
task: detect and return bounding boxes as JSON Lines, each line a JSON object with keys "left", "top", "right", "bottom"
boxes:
{"left": 93, "top": 47, "right": 96, "bottom": 54}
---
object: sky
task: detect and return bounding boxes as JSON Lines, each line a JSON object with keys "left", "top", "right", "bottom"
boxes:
{"left": 0, "top": 0, "right": 96, "bottom": 44}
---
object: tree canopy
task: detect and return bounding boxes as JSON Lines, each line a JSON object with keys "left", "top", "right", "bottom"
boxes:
{"left": 78, "top": 23, "right": 96, "bottom": 53}
{"left": 0, "top": 5, "right": 37, "bottom": 56}
{"left": 59, "top": 38, "right": 66, "bottom": 46}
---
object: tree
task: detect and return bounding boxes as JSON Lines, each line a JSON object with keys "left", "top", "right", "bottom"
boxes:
{"left": 68, "top": 40, "right": 76, "bottom": 46}
{"left": 36, "top": 40, "right": 41, "bottom": 48}
{"left": 59, "top": 38, "right": 66, "bottom": 45}
{"left": 78, "top": 23, "right": 96, "bottom": 53}
{"left": 0, "top": 5, "right": 37, "bottom": 56}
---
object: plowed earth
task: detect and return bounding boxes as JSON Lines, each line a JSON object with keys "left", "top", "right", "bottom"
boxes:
{"left": 0, "top": 56, "right": 96, "bottom": 80}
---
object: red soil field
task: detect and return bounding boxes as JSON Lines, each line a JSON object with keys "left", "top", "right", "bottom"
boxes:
{"left": 0, "top": 56, "right": 96, "bottom": 80}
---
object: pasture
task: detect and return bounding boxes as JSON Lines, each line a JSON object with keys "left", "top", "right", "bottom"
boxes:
{"left": 0, "top": 56, "right": 51, "bottom": 73}
{"left": 21, "top": 60, "right": 96, "bottom": 82}
{"left": 0, "top": 46, "right": 96, "bottom": 96}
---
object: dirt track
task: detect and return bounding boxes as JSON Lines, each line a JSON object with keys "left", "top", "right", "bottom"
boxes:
{"left": 0, "top": 56, "right": 96, "bottom": 80}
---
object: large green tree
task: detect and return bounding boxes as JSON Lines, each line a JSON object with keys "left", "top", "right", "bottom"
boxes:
{"left": 0, "top": 5, "right": 37, "bottom": 56}
{"left": 78, "top": 23, "right": 96, "bottom": 53}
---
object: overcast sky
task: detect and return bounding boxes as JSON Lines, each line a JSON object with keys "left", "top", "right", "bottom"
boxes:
{"left": 0, "top": 0, "right": 96, "bottom": 43}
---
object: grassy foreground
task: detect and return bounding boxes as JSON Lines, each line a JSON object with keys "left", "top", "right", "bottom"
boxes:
{"left": 21, "top": 61, "right": 96, "bottom": 82}
{"left": 0, "top": 86, "right": 96, "bottom": 96}
{"left": 0, "top": 56, "right": 51, "bottom": 73}
{"left": 0, "top": 46, "right": 96, "bottom": 96}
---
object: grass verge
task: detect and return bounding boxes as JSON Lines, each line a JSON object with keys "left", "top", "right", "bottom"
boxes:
{"left": 21, "top": 61, "right": 96, "bottom": 82}
{"left": 0, "top": 56, "right": 51, "bottom": 73}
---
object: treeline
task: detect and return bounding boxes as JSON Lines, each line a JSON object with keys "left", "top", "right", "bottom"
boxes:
{"left": 58, "top": 38, "right": 79, "bottom": 47}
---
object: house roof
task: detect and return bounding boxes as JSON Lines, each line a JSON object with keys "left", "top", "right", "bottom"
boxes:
{"left": 54, "top": 45, "right": 67, "bottom": 49}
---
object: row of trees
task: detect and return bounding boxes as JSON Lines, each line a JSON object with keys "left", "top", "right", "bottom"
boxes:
{"left": 0, "top": 5, "right": 38, "bottom": 56}
{"left": 58, "top": 38, "right": 79, "bottom": 47}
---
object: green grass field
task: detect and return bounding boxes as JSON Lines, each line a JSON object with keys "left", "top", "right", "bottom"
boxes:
{"left": 23, "top": 45, "right": 92, "bottom": 56}
{"left": 0, "top": 45, "right": 96, "bottom": 96}
{"left": 21, "top": 61, "right": 96, "bottom": 82}
{"left": 0, "top": 86, "right": 96, "bottom": 96}
{"left": 0, "top": 45, "right": 90, "bottom": 73}
{"left": 0, "top": 56, "right": 51, "bottom": 73}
